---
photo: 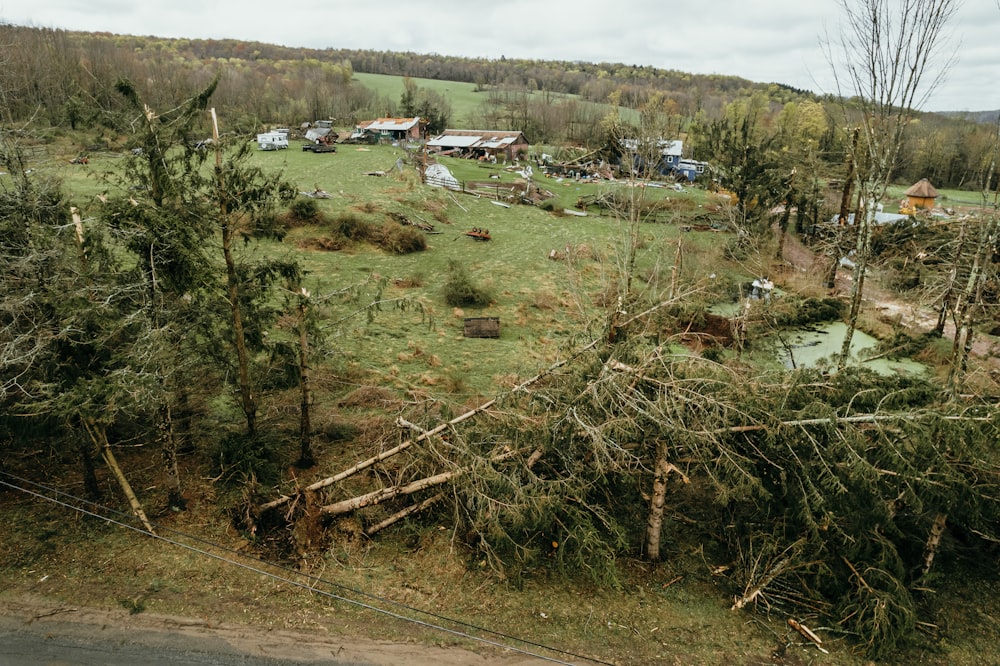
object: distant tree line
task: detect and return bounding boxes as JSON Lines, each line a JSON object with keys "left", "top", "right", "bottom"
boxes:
{"left": 0, "top": 23, "right": 997, "bottom": 190}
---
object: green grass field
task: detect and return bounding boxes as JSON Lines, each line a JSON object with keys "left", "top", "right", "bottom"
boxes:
{"left": 22, "top": 140, "right": 725, "bottom": 402}
{"left": 352, "top": 72, "right": 486, "bottom": 125}
{"left": 259, "top": 144, "right": 728, "bottom": 398}
{"left": 351, "top": 71, "right": 636, "bottom": 129}
{"left": 17, "top": 136, "right": 986, "bottom": 404}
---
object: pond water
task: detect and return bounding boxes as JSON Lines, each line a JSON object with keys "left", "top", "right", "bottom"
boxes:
{"left": 777, "top": 321, "right": 927, "bottom": 376}
{"left": 708, "top": 301, "right": 927, "bottom": 376}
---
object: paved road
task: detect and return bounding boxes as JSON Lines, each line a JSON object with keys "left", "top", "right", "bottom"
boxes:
{"left": 0, "top": 600, "right": 544, "bottom": 666}
{"left": 0, "top": 617, "right": 359, "bottom": 665}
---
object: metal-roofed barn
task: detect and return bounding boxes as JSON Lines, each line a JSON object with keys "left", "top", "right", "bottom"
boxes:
{"left": 427, "top": 129, "right": 529, "bottom": 162}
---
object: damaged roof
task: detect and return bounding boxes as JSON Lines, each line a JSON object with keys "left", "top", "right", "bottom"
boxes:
{"left": 356, "top": 117, "right": 421, "bottom": 132}
{"left": 904, "top": 178, "right": 940, "bottom": 198}
{"left": 831, "top": 211, "right": 911, "bottom": 225}
{"left": 620, "top": 138, "right": 684, "bottom": 156}
{"left": 427, "top": 129, "right": 528, "bottom": 150}
{"left": 427, "top": 135, "right": 481, "bottom": 148}
{"left": 305, "top": 127, "right": 332, "bottom": 141}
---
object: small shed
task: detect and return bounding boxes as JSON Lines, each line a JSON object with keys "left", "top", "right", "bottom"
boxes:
{"left": 464, "top": 317, "right": 500, "bottom": 338}
{"left": 904, "top": 178, "right": 940, "bottom": 210}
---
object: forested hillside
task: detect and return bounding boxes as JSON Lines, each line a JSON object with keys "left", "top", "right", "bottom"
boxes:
{"left": 1, "top": 23, "right": 998, "bottom": 189}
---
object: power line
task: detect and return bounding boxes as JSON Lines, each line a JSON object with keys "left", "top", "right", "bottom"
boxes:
{"left": 0, "top": 471, "right": 613, "bottom": 666}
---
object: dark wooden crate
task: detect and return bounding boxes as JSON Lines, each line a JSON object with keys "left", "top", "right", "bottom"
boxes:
{"left": 464, "top": 317, "right": 500, "bottom": 338}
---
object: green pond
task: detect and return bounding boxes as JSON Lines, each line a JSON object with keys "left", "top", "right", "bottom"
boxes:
{"left": 778, "top": 321, "right": 927, "bottom": 376}
{"left": 710, "top": 300, "right": 927, "bottom": 376}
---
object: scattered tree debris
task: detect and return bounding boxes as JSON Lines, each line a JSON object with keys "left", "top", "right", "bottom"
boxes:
{"left": 465, "top": 228, "right": 491, "bottom": 241}
{"left": 788, "top": 619, "right": 828, "bottom": 653}
{"left": 388, "top": 211, "right": 435, "bottom": 232}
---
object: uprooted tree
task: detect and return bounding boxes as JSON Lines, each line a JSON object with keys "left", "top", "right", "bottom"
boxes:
{"left": 256, "top": 300, "right": 1000, "bottom": 658}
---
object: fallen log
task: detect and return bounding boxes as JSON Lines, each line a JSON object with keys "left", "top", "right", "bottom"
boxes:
{"left": 363, "top": 445, "right": 545, "bottom": 537}
{"left": 258, "top": 338, "right": 602, "bottom": 515}
{"left": 706, "top": 413, "right": 990, "bottom": 436}
{"left": 83, "top": 418, "right": 156, "bottom": 535}
{"left": 257, "top": 401, "right": 497, "bottom": 513}
{"left": 364, "top": 492, "right": 447, "bottom": 537}
{"left": 321, "top": 469, "right": 461, "bottom": 517}
{"left": 319, "top": 448, "right": 523, "bottom": 517}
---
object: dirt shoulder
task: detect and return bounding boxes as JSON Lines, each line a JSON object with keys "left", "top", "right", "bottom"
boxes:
{"left": 0, "top": 592, "right": 547, "bottom": 665}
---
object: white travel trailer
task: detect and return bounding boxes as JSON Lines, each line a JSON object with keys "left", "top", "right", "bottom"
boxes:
{"left": 257, "top": 131, "right": 288, "bottom": 150}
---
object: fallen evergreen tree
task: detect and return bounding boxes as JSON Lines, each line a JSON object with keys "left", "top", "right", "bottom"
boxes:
{"left": 258, "top": 325, "right": 1000, "bottom": 658}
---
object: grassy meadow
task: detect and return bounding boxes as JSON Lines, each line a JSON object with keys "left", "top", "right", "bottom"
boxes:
{"left": 352, "top": 71, "right": 638, "bottom": 129}
{"left": 353, "top": 72, "right": 486, "bottom": 124}
{"left": 16, "top": 133, "right": 989, "bottom": 403}
{"left": 38, "top": 138, "right": 736, "bottom": 403}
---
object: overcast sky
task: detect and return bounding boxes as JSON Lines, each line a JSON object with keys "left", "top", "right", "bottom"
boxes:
{"left": 2, "top": 0, "right": 997, "bottom": 113}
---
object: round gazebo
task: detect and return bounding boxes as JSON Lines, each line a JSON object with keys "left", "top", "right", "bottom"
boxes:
{"left": 904, "top": 178, "right": 940, "bottom": 210}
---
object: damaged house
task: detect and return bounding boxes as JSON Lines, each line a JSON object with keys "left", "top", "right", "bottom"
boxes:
{"left": 427, "top": 129, "right": 529, "bottom": 163}
{"left": 618, "top": 138, "right": 707, "bottom": 182}
{"left": 350, "top": 117, "right": 423, "bottom": 143}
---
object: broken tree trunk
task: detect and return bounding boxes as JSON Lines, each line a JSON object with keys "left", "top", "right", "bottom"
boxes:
{"left": 921, "top": 513, "right": 948, "bottom": 577}
{"left": 827, "top": 129, "right": 859, "bottom": 289}
{"left": 645, "top": 442, "right": 689, "bottom": 563}
{"left": 258, "top": 402, "right": 496, "bottom": 513}
{"left": 258, "top": 338, "right": 601, "bottom": 515}
{"left": 321, "top": 469, "right": 460, "bottom": 517}
{"left": 319, "top": 448, "right": 523, "bottom": 517}
{"left": 363, "top": 445, "right": 545, "bottom": 537}
{"left": 788, "top": 618, "right": 828, "bottom": 653}
{"left": 645, "top": 451, "right": 669, "bottom": 563}
{"left": 77, "top": 437, "right": 102, "bottom": 500}
{"left": 296, "top": 290, "right": 315, "bottom": 468}
{"left": 704, "top": 412, "right": 988, "bottom": 436}
{"left": 84, "top": 419, "right": 156, "bottom": 535}
{"left": 364, "top": 492, "right": 447, "bottom": 537}
{"left": 158, "top": 402, "right": 184, "bottom": 509}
